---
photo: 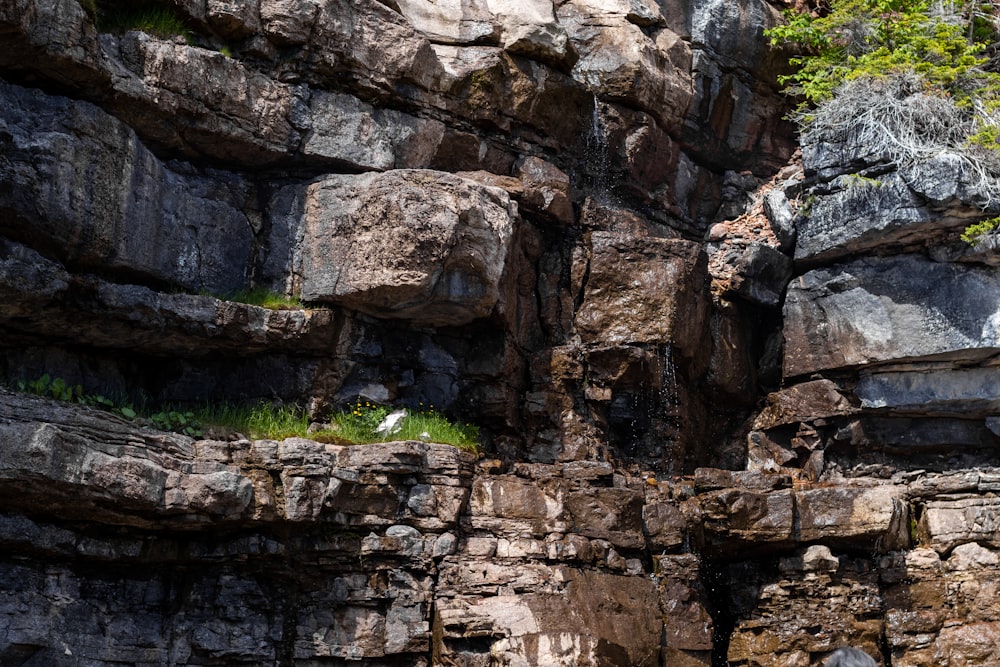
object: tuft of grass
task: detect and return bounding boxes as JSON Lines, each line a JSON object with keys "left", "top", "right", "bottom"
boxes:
{"left": 98, "top": 4, "right": 192, "bottom": 42}
{"left": 195, "top": 402, "right": 313, "bottom": 441}
{"left": 393, "top": 410, "right": 480, "bottom": 452}
{"left": 222, "top": 288, "right": 303, "bottom": 310}
{"left": 333, "top": 400, "right": 390, "bottom": 443}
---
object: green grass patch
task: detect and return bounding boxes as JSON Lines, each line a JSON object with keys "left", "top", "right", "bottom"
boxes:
{"left": 195, "top": 402, "right": 312, "bottom": 441}
{"left": 195, "top": 400, "right": 480, "bottom": 452}
{"left": 8, "top": 374, "right": 480, "bottom": 452}
{"left": 330, "top": 400, "right": 480, "bottom": 452}
{"left": 220, "top": 288, "right": 303, "bottom": 310}
{"left": 393, "top": 410, "right": 481, "bottom": 451}
{"left": 95, "top": 2, "right": 192, "bottom": 42}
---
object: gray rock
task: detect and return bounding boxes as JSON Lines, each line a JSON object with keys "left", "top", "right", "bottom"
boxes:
{"left": 795, "top": 172, "right": 934, "bottom": 265}
{"left": 206, "top": 0, "right": 263, "bottom": 38}
{"left": 687, "top": 0, "right": 778, "bottom": 76}
{"left": 0, "top": 239, "right": 340, "bottom": 357}
{"left": 823, "top": 647, "right": 878, "bottom": 667}
{"left": 780, "top": 544, "right": 840, "bottom": 573}
{"left": 763, "top": 189, "right": 797, "bottom": 252}
{"left": 0, "top": 392, "right": 253, "bottom": 522}
{"left": 0, "top": 80, "right": 254, "bottom": 293}
{"left": 783, "top": 255, "right": 1000, "bottom": 377}
{"left": 0, "top": 0, "right": 105, "bottom": 88}
{"left": 855, "top": 368, "right": 1000, "bottom": 414}
{"left": 795, "top": 154, "right": 1000, "bottom": 265}
{"left": 923, "top": 496, "right": 1000, "bottom": 553}
{"left": 303, "top": 91, "right": 445, "bottom": 170}
{"left": 393, "top": 0, "right": 500, "bottom": 45}
{"left": 259, "top": 0, "right": 320, "bottom": 45}
{"left": 107, "top": 31, "right": 303, "bottom": 163}
{"left": 726, "top": 243, "right": 793, "bottom": 307}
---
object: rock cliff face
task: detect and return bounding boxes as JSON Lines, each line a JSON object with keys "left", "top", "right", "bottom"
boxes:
{"left": 1, "top": 0, "right": 999, "bottom": 665}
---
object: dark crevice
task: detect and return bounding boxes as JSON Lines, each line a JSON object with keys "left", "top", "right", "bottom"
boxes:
{"left": 701, "top": 558, "right": 736, "bottom": 667}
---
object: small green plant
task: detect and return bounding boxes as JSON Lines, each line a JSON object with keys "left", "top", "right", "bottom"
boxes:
{"left": 150, "top": 410, "right": 202, "bottom": 438}
{"left": 13, "top": 374, "right": 136, "bottom": 419}
{"left": 219, "top": 45, "right": 233, "bottom": 58}
{"left": 960, "top": 214, "right": 1000, "bottom": 243}
{"left": 844, "top": 173, "right": 884, "bottom": 189}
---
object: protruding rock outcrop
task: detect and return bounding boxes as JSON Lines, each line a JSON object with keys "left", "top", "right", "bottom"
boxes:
{"left": 270, "top": 170, "right": 518, "bottom": 326}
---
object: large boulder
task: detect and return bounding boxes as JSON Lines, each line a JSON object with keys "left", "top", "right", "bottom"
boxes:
{"left": 270, "top": 170, "right": 519, "bottom": 326}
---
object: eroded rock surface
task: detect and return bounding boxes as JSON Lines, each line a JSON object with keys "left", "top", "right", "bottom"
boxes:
{"left": 3, "top": 0, "right": 1000, "bottom": 664}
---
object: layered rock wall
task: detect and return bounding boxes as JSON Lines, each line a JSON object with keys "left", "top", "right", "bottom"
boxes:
{"left": 2, "top": 0, "right": 999, "bottom": 665}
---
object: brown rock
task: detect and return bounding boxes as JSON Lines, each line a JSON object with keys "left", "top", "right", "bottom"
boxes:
{"left": 558, "top": 0, "right": 692, "bottom": 128}
{"left": 515, "top": 156, "right": 574, "bottom": 224}
{"left": 922, "top": 496, "right": 1000, "bottom": 553}
{"left": 753, "top": 379, "right": 856, "bottom": 431}
{"left": 564, "top": 487, "right": 645, "bottom": 549}
{"left": 574, "top": 233, "right": 710, "bottom": 362}
{"left": 795, "top": 486, "right": 908, "bottom": 548}
{"left": 701, "top": 488, "right": 795, "bottom": 545}
{"left": 280, "top": 170, "right": 518, "bottom": 326}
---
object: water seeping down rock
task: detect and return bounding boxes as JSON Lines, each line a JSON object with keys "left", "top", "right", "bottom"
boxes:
{"left": 1, "top": 0, "right": 1000, "bottom": 665}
